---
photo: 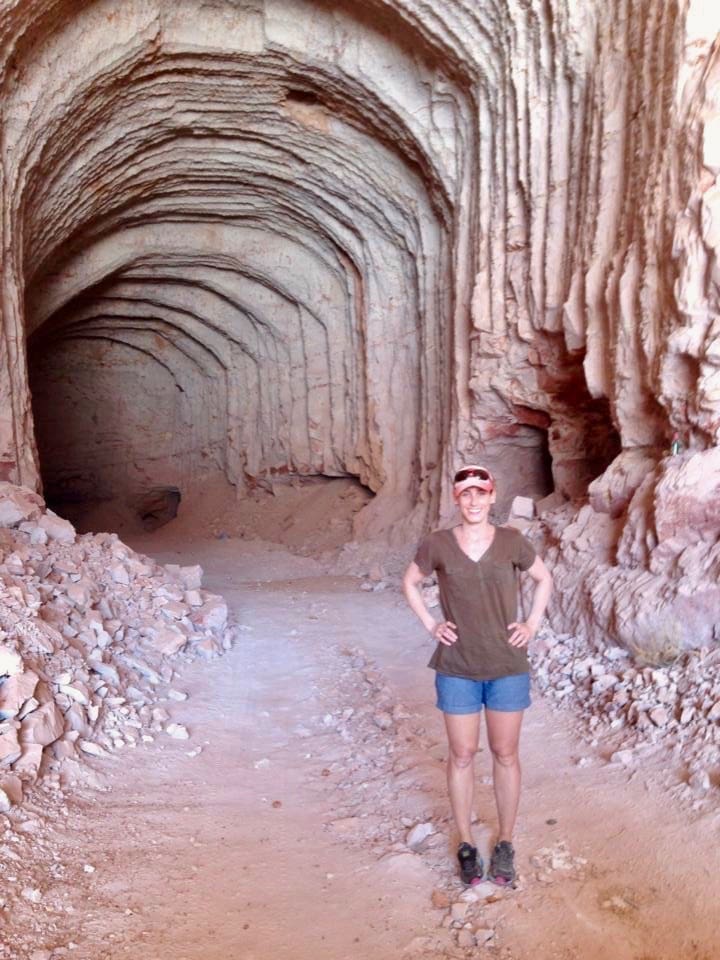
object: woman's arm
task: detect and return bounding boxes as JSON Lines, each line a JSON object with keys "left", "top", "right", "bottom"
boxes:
{"left": 402, "top": 561, "right": 458, "bottom": 645}
{"left": 507, "top": 555, "right": 553, "bottom": 648}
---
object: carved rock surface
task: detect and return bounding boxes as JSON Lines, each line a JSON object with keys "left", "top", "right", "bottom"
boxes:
{"left": 0, "top": 1, "right": 717, "bottom": 643}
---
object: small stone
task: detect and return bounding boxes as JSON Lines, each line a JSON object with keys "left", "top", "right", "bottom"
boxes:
{"left": 0, "top": 670, "right": 39, "bottom": 719}
{"left": 431, "top": 889, "right": 451, "bottom": 909}
{"left": 406, "top": 822, "right": 435, "bottom": 850}
{"left": 166, "top": 723, "right": 189, "bottom": 740}
{"left": 194, "top": 598, "right": 227, "bottom": 631}
{"left": 0, "top": 645, "right": 23, "bottom": 678}
{"left": 57, "top": 682, "right": 91, "bottom": 706}
{"left": 474, "top": 926, "right": 495, "bottom": 944}
{"left": 39, "top": 510, "right": 76, "bottom": 543}
{"left": 20, "top": 701, "right": 65, "bottom": 747}
{"left": 689, "top": 769, "right": 711, "bottom": 792}
{"left": 457, "top": 929, "right": 476, "bottom": 948}
{"left": 649, "top": 707, "right": 669, "bottom": 727}
{"left": 168, "top": 689, "right": 188, "bottom": 701}
{"left": 450, "top": 902, "right": 469, "bottom": 921}
{"left": 78, "top": 740, "right": 107, "bottom": 757}
{"left": 373, "top": 711, "right": 393, "bottom": 730}
{"left": 108, "top": 561, "right": 130, "bottom": 585}
{"left": 0, "top": 774, "right": 23, "bottom": 805}
{"left": 21, "top": 887, "right": 43, "bottom": 903}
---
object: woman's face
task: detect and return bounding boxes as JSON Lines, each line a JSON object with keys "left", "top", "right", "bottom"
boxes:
{"left": 456, "top": 485, "right": 495, "bottom": 525}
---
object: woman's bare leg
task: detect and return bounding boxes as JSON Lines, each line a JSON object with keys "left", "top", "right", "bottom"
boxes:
{"left": 443, "top": 711, "right": 481, "bottom": 844}
{"left": 485, "top": 709, "right": 524, "bottom": 842}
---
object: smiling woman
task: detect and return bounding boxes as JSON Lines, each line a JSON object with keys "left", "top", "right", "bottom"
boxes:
{"left": 402, "top": 463, "right": 553, "bottom": 888}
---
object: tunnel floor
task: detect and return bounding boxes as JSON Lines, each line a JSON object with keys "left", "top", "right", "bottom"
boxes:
{"left": 2, "top": 536, "right": 718, "bottom": 960}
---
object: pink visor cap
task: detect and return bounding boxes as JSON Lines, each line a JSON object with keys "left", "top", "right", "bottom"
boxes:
{"left": 453, "top": 465, "right": 495, "bottom": 496}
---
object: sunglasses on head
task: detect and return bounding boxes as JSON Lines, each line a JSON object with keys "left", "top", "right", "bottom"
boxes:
{"left": 453, "top": 467, "right": 493, "bottom": 484}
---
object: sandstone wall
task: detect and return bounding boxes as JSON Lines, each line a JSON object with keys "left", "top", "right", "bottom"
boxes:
{"left": 0, "top": 0, "right": 718, "bottom": 644}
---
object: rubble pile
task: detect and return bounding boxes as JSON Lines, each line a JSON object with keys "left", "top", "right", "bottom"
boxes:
{"left": 0, "top": 483, "right": 231, "bottom": 809}
{"left": 531, "top": 628, "right": 720, "bottom": 790}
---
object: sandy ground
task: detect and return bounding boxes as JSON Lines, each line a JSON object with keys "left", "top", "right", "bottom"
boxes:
{"left": 2, "top": 533, "right": 720, "bottom": 960}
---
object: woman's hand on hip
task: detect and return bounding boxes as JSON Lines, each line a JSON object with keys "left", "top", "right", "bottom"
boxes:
{"left": 431, "top": 621, "right": 458, "bottom": 645}
{"left": 507, "top": 621, "right": 535, "bottom": 647}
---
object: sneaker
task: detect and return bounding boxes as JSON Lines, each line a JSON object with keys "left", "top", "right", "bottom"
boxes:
{"left": 457, "top": 842, "right": 483, "bottom": 885}
{"left": 489, "top": 840, "right": 516, "bottom": 886}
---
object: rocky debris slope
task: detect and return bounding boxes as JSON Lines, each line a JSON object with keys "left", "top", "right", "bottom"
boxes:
{"left": 0, "top": 483, "right": 231, "bottom": 809}
{"left": 531, "top": 627, "right": 720, "bottom": 802}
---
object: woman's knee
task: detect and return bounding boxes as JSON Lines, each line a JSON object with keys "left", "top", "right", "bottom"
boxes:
{"left": 449, "top": 744, "right": 478, "bottom": 768}
{"left": 489, "top": 744, "right": 519, "bottom": 767}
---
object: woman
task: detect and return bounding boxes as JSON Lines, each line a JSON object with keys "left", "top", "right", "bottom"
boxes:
{"left": 403, "top": 465, "right": 553, "bottom": 886}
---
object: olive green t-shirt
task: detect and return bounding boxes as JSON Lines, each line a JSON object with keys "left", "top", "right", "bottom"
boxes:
{"left": 414, "top": 525, "right": 536, "bottom": 680}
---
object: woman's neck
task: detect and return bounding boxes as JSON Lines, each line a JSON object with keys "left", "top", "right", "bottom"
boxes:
{"left": 459, "top": 519, "right": 494, "bottom": 540}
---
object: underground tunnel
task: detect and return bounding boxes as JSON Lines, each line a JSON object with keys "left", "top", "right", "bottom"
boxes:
{"left": 1, "top": 1, "right": 720, "bottom": 957}
{"left": 16, "top": 0, "right": 618, "bottom": 547}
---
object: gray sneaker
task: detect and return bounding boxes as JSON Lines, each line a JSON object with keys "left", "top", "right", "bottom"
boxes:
{"left": 489, "top": 841, "right": 516, "bottom": 886}
{"left": 457, "top": 842, "right": 483, "bottom": 885}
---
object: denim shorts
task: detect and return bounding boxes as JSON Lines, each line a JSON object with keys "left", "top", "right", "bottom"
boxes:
{"left": 435, "top": 672, "right": 531, "bottom": 714}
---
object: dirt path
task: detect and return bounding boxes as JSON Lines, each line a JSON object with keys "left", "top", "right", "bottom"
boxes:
{"left": 3, "top": 537, "right": 719, "bottom": 960}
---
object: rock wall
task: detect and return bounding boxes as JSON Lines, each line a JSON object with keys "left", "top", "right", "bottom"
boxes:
{"left": 0, "top": 1, "right": 718, "bottom": 644}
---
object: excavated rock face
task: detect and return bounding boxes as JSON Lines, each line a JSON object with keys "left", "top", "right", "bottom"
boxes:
{"left": 0, "top": 1, "right": 719, "bottom": 644}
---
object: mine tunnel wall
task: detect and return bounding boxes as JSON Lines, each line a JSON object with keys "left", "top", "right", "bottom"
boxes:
{"left": 0, "top": 0, "right": 719, "bottom": 646}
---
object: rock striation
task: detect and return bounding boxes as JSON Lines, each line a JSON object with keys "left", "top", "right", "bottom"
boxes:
{"left": 0, "top": 1, "right": 717, "bottom": 643}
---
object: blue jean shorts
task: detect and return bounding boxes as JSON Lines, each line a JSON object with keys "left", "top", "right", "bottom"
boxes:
{"left": 435, "top": 672, "right": 531, "bottom": 714}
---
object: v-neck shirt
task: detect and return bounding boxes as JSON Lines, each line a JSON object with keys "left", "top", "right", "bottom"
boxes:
{"left": 414, "top": 525, "right": 536, "bottom": 680}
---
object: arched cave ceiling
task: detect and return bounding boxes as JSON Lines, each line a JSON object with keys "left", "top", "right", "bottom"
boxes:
{"left": 0, "top": 0, "right": 719, "bottom": 641}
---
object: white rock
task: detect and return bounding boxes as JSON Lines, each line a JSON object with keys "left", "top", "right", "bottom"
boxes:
{"left": 0, "top": 726, "right": 22, "bottom": 765}
{"left": 510, "top": 495, "right": 535, "bottom": 519}
{"left": 58, "top": 682, "right": 91, "bottom": 706}
{"left": 109, "top": 561, "right": 130, "bottom": 585}
{"left": 78, "top": 740, "right": 107, "bottom": 757}
{"left": 21, "top": 887, "right": 43, "bottom": 903}
{"left": 20, "top": 701, "right": 65, "bottom": 746}
{"left": 166, "top": 723, "right": 189, "bottom": 740}
{"left": 0, "top": 645, "right": 23, "bottom": 678}
{"left": 0, "top": 670, "right": 39, "bottom": 718}
{"left": 405, "top": 821, "right": 435, "bottom": 850}
{"left": 0, "top": 483, "right": 43, "bottom": 526}
{"left": 194, "top": 598, "right": 227, "bottom": 631}
{"left": 38, "top": 510, "right": 76, "bottom": 543}
{"left": 450, "top": 902, "right": 469, "bottom": 921}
